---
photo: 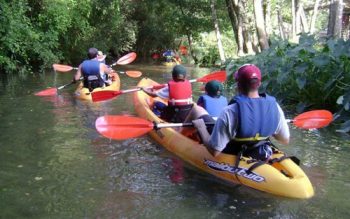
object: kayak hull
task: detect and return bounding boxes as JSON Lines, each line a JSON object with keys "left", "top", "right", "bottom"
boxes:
{"left": 133, "top": 78, "right": 314, "bottom": 199}
{"left": 75, "top": 73, "right": 120, "bottom": 101}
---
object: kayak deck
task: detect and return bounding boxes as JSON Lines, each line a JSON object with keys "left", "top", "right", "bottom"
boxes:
{"left": 75, "top": 73, "right": 120, "bottom": 101}
{"left": 133, "top": 78, "right": 314, "bottom": 199}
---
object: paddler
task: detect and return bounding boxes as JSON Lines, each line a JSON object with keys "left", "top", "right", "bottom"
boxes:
{"left": 142, "top": 64, "right": 212, "bottom": 124}
{"left": 73, "top": 48, "right": 115, "bottom": 92}
{"left": 193, "top": 64, "right": 290, "bottom": 161}
{"left": 197, "top": 80, "right": 228, "bottom": 118}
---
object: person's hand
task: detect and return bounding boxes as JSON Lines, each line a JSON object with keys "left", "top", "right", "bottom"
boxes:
{"left": 192, "top": 119, "right": 206, "bottom": 130}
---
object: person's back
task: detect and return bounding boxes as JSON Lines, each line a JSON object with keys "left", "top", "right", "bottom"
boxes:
{"left": 73, "top": 48, "right": 115, "bottom": 91}
{"left": 197, "top": 80, "right": 227, "bottom": 117}
{"left": 193, "top": 64, "right": 290, "bottom": 160}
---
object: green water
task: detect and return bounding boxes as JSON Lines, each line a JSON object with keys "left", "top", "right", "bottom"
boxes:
{"left": 0, "top": 64, "right": 350, "bottom": 218}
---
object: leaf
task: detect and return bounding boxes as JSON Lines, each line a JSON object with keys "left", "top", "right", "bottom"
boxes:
{"left": 295, "top": 63, "right": 309, "bottom": 74}
{"left": 337, "top": 95, "right": 344, "bottom": 105}
{"left": 336, "top": 120, "right": 350, "bottom": 133}
{"left": 296, "top": 102, "right": 307, "bottom": 113}
{"left": 296, "top": 77, "right": 306, "bottom": 89}
{"left": 312, "top": 55, "right": 331, "bottom": 67}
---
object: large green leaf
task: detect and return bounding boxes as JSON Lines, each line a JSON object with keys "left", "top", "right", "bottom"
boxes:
{"left": 312, "top": 55, "right": 331, "bottom": 67}
{"left": 296, "top": 77, "right": 306, "bottom": 89}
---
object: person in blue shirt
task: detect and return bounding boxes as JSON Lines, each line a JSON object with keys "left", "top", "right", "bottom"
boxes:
{"left": 197, "top": 80, "right": 228, "bottom": 118}
{"left": 73, "top": 48, "right": 115, "bottom": 91}
{"left": 193, "top": 64, "right": 290, "bottom": 161}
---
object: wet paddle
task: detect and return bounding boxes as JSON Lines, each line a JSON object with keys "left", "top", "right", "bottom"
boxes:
{"left": 95, "top": 110, "right": 333, "bottom": 140}
{"left": 91, "top": 70, "right": 227, "bottom": 102}
{"left": 53, "top": 64, "right": 142, "bottom": 78}
{"left": 34, "top": 77, "right": 83, "bottom": 96}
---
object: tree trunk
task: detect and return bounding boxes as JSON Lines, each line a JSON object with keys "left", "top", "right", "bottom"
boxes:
{"left": 299, "top": 4, "right": 309, "bottom": 33}
{"left": 277, "top": 3, "right": 286, "bottom": 40}
{"left": 253, "top": 0, "right": 269, "bottom": 50}
{"left": 264, "top": 0, "right": 272, "bottom": 36}
{"left": 210, "top": 0, "right": 226, "bottom": 63}
{"left": 292, "top": 0, "right": 296, "bottom": 38}
{"left": 240, "top": 0, "right": 254, "bottom": 54}
{"left": 327, "top": 0, "right": 344, "bottom": 38}
{"left": 225, "top": 0, "right": 245, "bottom": 56}
{"left": 310, "top": 0, "right": 321, "bottom": 34}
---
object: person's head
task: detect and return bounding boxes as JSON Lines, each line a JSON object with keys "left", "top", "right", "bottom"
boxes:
{"left": 234, "top": 64, "right": 261, "bottom": 94}
{"left": 87, "top": 48, "right": 98, "bottom": 59}
{"left": 205, "top": 80, "right": 223, "bottom": 97}
{"left": 172, "top": 65, "right": 187, "bottom": 81}
{"left": 97, "top": 50, "right": 106, "bottom": 62}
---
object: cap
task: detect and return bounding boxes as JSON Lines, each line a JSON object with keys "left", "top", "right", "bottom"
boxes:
{"left": 205, "top": 80, "right": 223, "bottom": 97}
{"left": 234, "top": 64, "right": 261, "bottom": 89}
{"left": 172, "top": 65, "right": 187, "bottom": 78}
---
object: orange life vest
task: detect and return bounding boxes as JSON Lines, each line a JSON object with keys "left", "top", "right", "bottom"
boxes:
{"left": 168, "top": 80, "right": 192, "bottom": 106}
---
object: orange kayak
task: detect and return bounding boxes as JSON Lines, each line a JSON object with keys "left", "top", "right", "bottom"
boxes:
{"left": 75, "top": 73, "right": 120, "bottom": 101}
{"left": 133, "top": 78, "right": 314, "bottom": 199}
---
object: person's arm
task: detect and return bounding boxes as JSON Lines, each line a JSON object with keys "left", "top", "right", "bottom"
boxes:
{"left": 273, "top": 104, "right": 290, "bottom": 145}
{"left": 73, "top": 65, "right": 82, "bottom": 82}
{"left": 197, "top": 95, "right": 204, "bottom": 107}
{"left": 141, "top": 87, "right": 159, "bottom": 97}
{"left": 193, "top": 107, "right": 235, "bottom": 157}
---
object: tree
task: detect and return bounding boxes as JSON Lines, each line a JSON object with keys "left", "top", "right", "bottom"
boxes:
{"left": 310, "top": 0, "right": 322, "bottom": 34}
{"left": 210, "top": 0, "right": 226, "bottom": 62}
{"left": 327, "top": 0, "right": 344, "bottom": 38}
{"left": 253, "top": 0, "right": 269, "bottom": 50}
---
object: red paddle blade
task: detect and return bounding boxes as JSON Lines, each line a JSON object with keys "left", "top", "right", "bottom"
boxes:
{"left": 293, "top": 110, "right": 333, "bottom": 129}
{"left": 95, "top": 115, "right": 154, "bottom": 139}
{"left": 125, "top": 71, "right": 142, "bottom": 78}
{"left": 116, "top": 52, "right": 137, "bottom": 65}
{"left": 52, "top": 64, "right": 74, "bottom": 72}
{"left": 91, "top": 90, "right": 122, "bottom": 102}
{"left": 35, "top": 88, "right": 58, "bottom": 96}
{"left": 197, "top": 70, "right": 226, "bottom": 83}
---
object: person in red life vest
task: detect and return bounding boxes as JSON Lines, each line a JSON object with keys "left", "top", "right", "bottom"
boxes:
{"left": 142, "top": 65, "right": 194, "bottom": 123}
{"left": 192, "top": 64, "right": 290, "bottom": 161}
{"left": 197, "top": 80, "right": 228, "bottom": 118}
{"left": 73, "top": 48, "right": 115, "bottom": 92}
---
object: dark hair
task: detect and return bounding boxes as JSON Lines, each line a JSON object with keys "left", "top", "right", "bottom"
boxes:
{"left": 87, "top": 48, "right": 98, "bottom": 59}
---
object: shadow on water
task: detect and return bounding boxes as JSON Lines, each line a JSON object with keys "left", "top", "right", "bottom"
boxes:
{"left": 1, "top": 65, "right": 350, "bottom": 218}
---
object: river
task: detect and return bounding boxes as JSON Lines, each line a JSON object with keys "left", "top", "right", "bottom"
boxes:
{"left": 0, "top": 63, "right": 349, "bottom": 218}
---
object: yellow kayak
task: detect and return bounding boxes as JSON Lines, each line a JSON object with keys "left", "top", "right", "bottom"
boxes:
{"left": 133, "top": 78, "right": 314, "bottom": 199}
{"left": 75, "top": 73, "right": 120, "bottom": 101}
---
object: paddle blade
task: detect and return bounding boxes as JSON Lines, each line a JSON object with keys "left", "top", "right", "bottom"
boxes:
{"left": 116, "top": 52, "right": 137, "bottom": 65}
{"left": 125, "top": 70, "right": 142, "bottom": 78}
{"left": 35, "top": 88, "right": 58, "bottom": 96}
{"left": 197, "top": 70, "right": 227, "bottom": 83}
{"left": 91, "top": 90, "right": 122, "bottom": 102}
{"left": 293, "top": 110, "right": 333, "bottom": 129}
{"left": 53, "top": 64, "right": 74, "bottom": 72}
{"left": 95, "top": 115, "right": 154, "bottom": 139}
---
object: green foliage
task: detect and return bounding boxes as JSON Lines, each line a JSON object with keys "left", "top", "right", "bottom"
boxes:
{"left": 0, "top": 0, "right": 137, "bottom": 74}
{"left": 225, "top": 34, "right": 350, "bottom": 132}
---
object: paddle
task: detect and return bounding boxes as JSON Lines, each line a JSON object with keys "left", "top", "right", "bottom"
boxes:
{"left": 91, "top": 70, "right": 227, "bottom": 102}
{"left": 95, "top": 110, "right": 333, "bottom": 140}
{"left": 34, "top": 77, "right": 83, "bottom": 96}
{"left": 52, "top": 64, "right": 142, "bottom": 78}
{"left": 52, "top": 52, "right": 140, "bottom": 77}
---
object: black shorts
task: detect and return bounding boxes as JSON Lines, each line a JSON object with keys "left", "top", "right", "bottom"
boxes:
{"left": 160, "top": 104, "right": 193, "bottom": 123}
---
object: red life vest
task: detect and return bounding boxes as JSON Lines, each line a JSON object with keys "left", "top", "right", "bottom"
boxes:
{"left": 168, "top": 80, "right": 192, "bottom": 106}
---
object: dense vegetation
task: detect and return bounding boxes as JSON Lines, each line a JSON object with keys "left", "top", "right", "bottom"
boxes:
{"left": 0, "top": 0, "right": 349, "bottom": 132}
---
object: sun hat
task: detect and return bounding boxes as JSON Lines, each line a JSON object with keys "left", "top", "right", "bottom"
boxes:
{"left": 97, "top": 50, "right": 106, "bottom": 62}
